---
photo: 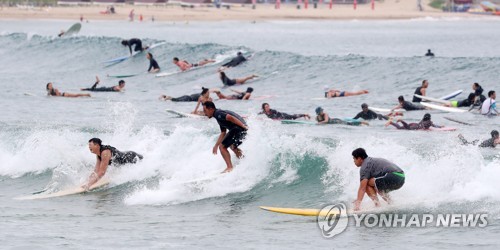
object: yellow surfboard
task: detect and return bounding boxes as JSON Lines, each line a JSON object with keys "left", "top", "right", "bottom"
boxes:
{"left": 260, "top": 206, "right": 362, "bottom": 217}
{"left": 15, "top": 177, "right": 110, "bottom": 200}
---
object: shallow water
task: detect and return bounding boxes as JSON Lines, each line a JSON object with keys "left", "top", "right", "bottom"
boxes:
{"left": 0, "top": 19, "right": 499, "bottom": 249}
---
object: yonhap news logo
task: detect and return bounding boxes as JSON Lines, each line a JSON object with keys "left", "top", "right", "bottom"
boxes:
{"left": 316, "top": 203, "right": 488, "bottom": 239}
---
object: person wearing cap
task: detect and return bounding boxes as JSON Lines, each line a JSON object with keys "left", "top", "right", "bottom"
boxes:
{"left": 392, "top": 96, "right": 426, "bottom": 111}
{"left": 386, "top": 113, "right": 442, "bottom": 130}
{"left": 315, "top": 106, "right": 368, "bottom": 126}
{"left": 323, "top": 86, "right": 369, "bottom": 98}
{"left": 353, "top": 103, "right": 389, "bottom": 120}
{"left": 260, "top": 103, "right": 310, "bottom": 120}
{"left": 213, "top": 87, "right": 253, "bottom": 100}
{"left": 458, "top": 130, "right": 500, "bottom": 148}
{"left": 81, "top": 76, "right": 125, "bottom": 92}
{"left": 202, "top": 101, "right": 248, "bottom": 173}
{"left": 219, "top": 51, "right": 247, "bottom": 70}
{"left": 351, "top": 148, "right": 405, "bottom": 211}
{"left": 219, "top": 71, "right": 258, "bottom": 86}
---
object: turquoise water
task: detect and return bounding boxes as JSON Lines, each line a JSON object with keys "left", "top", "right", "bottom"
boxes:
{"left": 0, "top": 19, "right": 499, "bottom": 249}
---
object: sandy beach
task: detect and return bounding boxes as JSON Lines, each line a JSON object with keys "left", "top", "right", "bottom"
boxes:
{"left": 0, "top": 0, "right": 484, "bottom": 21}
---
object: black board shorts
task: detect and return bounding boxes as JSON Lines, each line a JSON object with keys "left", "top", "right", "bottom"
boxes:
{"left": 221, "top": 128, "right": 247, "bottom": 148}
{"left": 375, "top": 172, "right": 405, "bottom": 193}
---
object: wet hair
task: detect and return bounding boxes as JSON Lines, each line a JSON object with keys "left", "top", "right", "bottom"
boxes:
{"left": 492, "top": 130, "right": 499, "bottom": 138}
{"left": 488, "top": 90, "right": 495, "bottom": 97}
{"left": 398, "top": 96, "right": 405, "bottom": 102}
{"left": 352, "top": 148, "right": 368, "bottom": 159}
{"left": 147, "top": 52, "right": 153, "bottom": 58}
{"left": 428, "top": 49, "right": 431, "bottom": 52}
{"left": 262, "top": 103, "right": 269, "bottom": 111}
{"left": 118, "top": 80, "right": 125, "bottom": 85}
{"left": 121, "top": 40, "right": 128, "bottom": 46}
{"left": 88, "top": 138, "right": 102, "bottom": 146}
{"left": 203, "top": 101, "right": 216, "bottom": 109}
{"left": 246, "top": 87, "right": 254, "bottom": 93}
{"left": 220, "top": 71, "right": 226, "bottom": 78}
{"left": 173, "top": 57, "right": 179, "bottom": 62}
{"left": 423, "top": 113, "right": 431, "bottom": 121}
{"left": 422, "top": 80, "right": 428, "bottom": 86}
{"left": 201, "top": 87, "right": 209, "bottom": 95}
{"left": 237, "top": 52, "right": 242, "bottom": 56}
{"left": 46, "top": 82, "right": 51, "bottom": 90}
{"left": 361, "top": 103, "right": 368, "bottom": 109}
{"left": 473, "top": 82, "right": 481, "bottom": 88}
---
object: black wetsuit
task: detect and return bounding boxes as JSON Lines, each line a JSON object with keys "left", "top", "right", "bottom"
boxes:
{"left": 82, "top": 82, "right": 118, "bottom": 92}
{"left": 458, "top": 135, "right": 496, "bottom": 148}
{"left": 221, "top": 74, "right": 237, "bottom": 86}
{"left": 230, "top": 93, "right": 245, "bottom": 100}
{"left": 263, "top": 109, "right": 306, "bottom": 120}
{"left": 412, "top": 87, "right": 424, "bottom": 102}
{"left": 98, "top": 145, "right": 143, "bottom": 166}
{"left": 389, "top": 120, "right": 438, "bottom": 130}
{"left": 222, "top": 54, "right": 247, "bottom": 68}
{"left": 148, "top": 58, "right": 160, "bottom": 72}
{"left": 425, "top": 52, "right": 435, "bottom": 57}
{"left": 474, "top": 87, "right": 486, "bottom": 105}
{"left": 214, "top": 109, "right": 247, "bottom": 148}
{"left": 353, "top": 110, "right": 388, "bottom": 120}
{"left": 126, "top": 38, "right": 143, "bottom": 54}
{"left": 402, "top": 101, "right": 425, "bottom": 111}
{"left": 171, "top": 93, "right": 201, "bottom": 102}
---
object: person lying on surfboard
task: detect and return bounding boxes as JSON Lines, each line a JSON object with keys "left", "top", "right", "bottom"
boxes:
{"left": 316, "top": 107, "right": 368, "bottom": 126}
{"left": 392, "top": 96, "right": 426, "bottom": 111}
{"left": 219, "top": 51, "right": 247, "bottom": 70}
{"left": 121, "top": 38, "right": 147, "bottom": 55}
{"left": 385, "top": 113, "right": 442, "bottom": 130}
{"left": 353, "top": 103, "right": 390, "bottom": 120}
{"left": 352, "top": 148, "right": 405, "bottom": 211}
{"left": 81, "top": 76, "right": 125, "bottom": 92}
{"left": 323, "top": 86, "right": 369, "bottom": 98}
{"left": 46, "top": 82, "right": 90, "bottom": 98}
{"left": 458, "top": 130, "right": 499, "bottom": 148}
{"left": 412, "top": 80, "right": 429, "bottom": 103}
{"left": 219, "top": 71, "right": 257, "bottom": 86}
{"left": 260, "top": 103, "right": 310, "bottom": 120}
{"left": 147, "top": 52, "right": 160, "bottom": 73}
{"left": 172, "top": 57, "right": 215, "bottom": 72}
{"left": 203, "top": 101, "right": 248, "bottom": 173}
{"left": 213, "top": 87, "right": 253, "bottom": 100}
{"left": 82, "top": 138, "right": 143, "bottom": 190}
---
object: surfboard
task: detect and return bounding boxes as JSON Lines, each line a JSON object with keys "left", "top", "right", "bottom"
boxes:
{"left": 183, "top": 174, "right": 220, "bottom": 185}
{"left": 15, "top": 177, "right": 110, "bottom": 200}
{"left": 61, "top": 23, "right": 82, "bottom": 37}
{"left": 103, "top": 42, "right": 166, "bottom": 66}
{"left": 107, "top": 73, "right": 143, "bottom": 78}
{"left": 427, "top": 127, "right": 457, "bottom": 132}
{"left": 438, "top": 90, "right": 463, "bottom": 100}
{"left": 414, "top": 94, "right": 450, "bottom": 105}
{"left": 260, "top": 206, "right": 357, "bottom": 217}
{"left": 166, "top": 109, "right": 205, "bottom": 119}
{"left": 281, "top": 120, "right": 316, "bottom": 125}
{"left": 155, "top": 54, "right": 229, "bottom": 78}
{"left": 444, "top": 117, "right": 475, "bottom": 126}
{"left": 420, "top": 102, "right": 468, "bottom": 113}
{"left": 369, "top": 107, "right": 406, "bottom": 113}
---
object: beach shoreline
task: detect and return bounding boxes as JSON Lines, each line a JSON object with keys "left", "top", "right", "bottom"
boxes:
{"left": 0, "top": 1, "right": 489, "bottom": 22}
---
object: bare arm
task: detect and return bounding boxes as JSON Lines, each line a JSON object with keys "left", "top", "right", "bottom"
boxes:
{"left": 212, "top": 130, "right": 227, "bottom": 155}
{"left": 354, "top": 179, "right": 368, "bottom": 211}
{"left": 317, "top": 113, "right": 330, "bottom": 124}
{"left": 421, "top": 87, "right": 427, "bottom": 96}
{"left": 226, "top": 114, "right": 248, "bottom": 130}
{"left": 192, "top": 97, "right": 202, "bottom": 114}
{"left": 242, "top": 93, "right": 251, "bottom": 100}
{"left": 392, "top": 104, "right": 403, "bottom": 111}
{"left": 83, "top": 150, "right": 111, "bottom": 190}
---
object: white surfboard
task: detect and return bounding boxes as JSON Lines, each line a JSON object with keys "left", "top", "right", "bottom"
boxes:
{"left": 183, "top": 174, "right": 221, "bottom": 185}
{"left": 414, "top": 94, "right": 450, "bottom": 105}
{"left": 438, "top": 90, "right": 463, "bottom": 100}
{"left": 166, "top": 109, "right": 206, "bottom": 119}
{"left": 104, "top": 42, "right": 166, "bottom": 65}
{"left": 369, "top": 107, "right": 406, "bottom": 113}
{"left": 15, "top": 177, "right": 110, "bottom": 200}
{"left": 420, "top": 102, "right": 468, "bottom": 113}
{"left": 61, "top": 23, "right": 82, "bottom": 37}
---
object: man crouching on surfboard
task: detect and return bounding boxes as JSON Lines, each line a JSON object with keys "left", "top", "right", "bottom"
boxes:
{"left": 203, "top": 101, "right": 248, "bottom": 173}
{"left": 352, "top": 148, "right": 405, "bottom": 211}
{"left": 82, "top": 138, "right": 143, "bottom": 190}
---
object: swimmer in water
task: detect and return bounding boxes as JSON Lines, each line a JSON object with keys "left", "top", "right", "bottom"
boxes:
{"left": 46, "top": 82, "right": 90, "bottom": 97}
{"left": 316, "top": 107, "right": 368, "bottom": 126}
{"left": 260, "top": 103, "right": 310, "bottom": 120}
{"left": 219, "top": 71, "right": 258, "bottom": 86}
{"left": 173, "top": 57, "right": 216, "bottom": 71}
{"left": 213, "top": 87, "right": 253, "bottom": 100}
{"left": 81, "top": 76, "right": 125, "bottom": 92}
{"left": 458, "top": 130, "right": 500, "bottom": 148}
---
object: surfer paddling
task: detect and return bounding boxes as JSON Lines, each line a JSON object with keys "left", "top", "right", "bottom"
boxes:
{"left": 352, "top": 148, "right": 405, "bottom": 211}
{"left": 385, "top": 113, "right": 443, "bottom": 130}
{"left": 458, "top": 130, "right": 500, "bottom": 148}
{"left": 46, "top": 83, "right": 90, "bottom": 98}
{"left": 260, "top": 103, "right": 310, "bottom": 120}
{"left": 219, "top": 72, "right": 258, "bottom": 86}
{"left": 323, "top": 86, "right": 369, "bottom": 98}
{"left": 81, "top": 76, "right": 125, "bottom": 92}
{"left": 392, "top": 96, "right": 426, "bottom": 111}
{"left": 203, "top": 101, "right": 248, "bottom": 173}
{"left": 83, "top": 138, "right": 143, "bottom": 190}
{"left": 173, "top": 57, "right": 215, "bottom": 72}
{"left": 219, "top": 51, "right": 247, "bottom": 70}
{"left": 316, "top": 107, "right": 368, "bottom": 126}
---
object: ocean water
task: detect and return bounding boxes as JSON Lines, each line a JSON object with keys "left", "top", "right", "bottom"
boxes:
{"left": 0, "top": 19, "right": 499, "bottom": 249}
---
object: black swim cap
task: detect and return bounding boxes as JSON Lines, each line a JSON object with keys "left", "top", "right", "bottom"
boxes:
{"left": 361, "top": 103, "right": 368, "bottom": 108}
{"left": 398, "top": 96, "right": 405, "bottom": 102}
{"left": 492, "top": 130, "right": 499, "bottom": 138}
{"left": 423, "top": 113, "right": 431, "bottom": 121}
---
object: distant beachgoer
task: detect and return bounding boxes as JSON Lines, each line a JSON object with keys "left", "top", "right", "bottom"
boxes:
{"left": 214, "top": 87, "right": 253, "bottom": 100}
{"left": 173, "top": 57, "right": 216, "bottom": 72}
{"left": 147, "top": 53, "right": 160, "bottom": 73}
{"left": 353, "top": 103, "right": 389, "bottom": 120}
{"left": 139, "top": 14, "right": 143, "bottom": 22}
{"left": 129, "top": 9, "right": 135, "bottom": 22}
{"left": 81, "top": 76, "right": 125, "bottom": 92}
{"left": 260, "top": 103, "right": 310, "bottom": 120}
{"left": 46, "top": 82, "right": 90, "bottom": 98}
{"left": 458, "top": 130, "right": 500, "bottom": 148}
{"left": 425, "top": 49, "right": 434, "bottom": 56}
{"left": 481, "top": 90, "right": 498, "bottom": 116}
{"left": 220, "top": 52, "right": 247, "bottom": 70}
{"left": 386, "top": 113, "right": 442, "bottom": 130}
{"left": 316, "top": 107, "right": 368, "bottom": 126}
{"left": 121, "top": 38, "right": 145, "bottom": 55}
{"left": 219, "top": 72, "right": 257, "bottom": 86}
{"left": 324, "top": 86, "right": 369, "bottom": 98}
{"left": 393, "top": 96, "right": 425, "bottom": 111}
{"left": 58, "top": 30, "right": 65, "bottom": 37}
{"left": 412, "top": 80, "right": 429, "bottom": 102}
